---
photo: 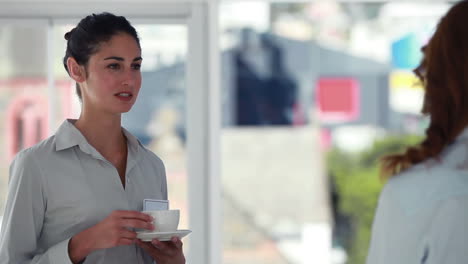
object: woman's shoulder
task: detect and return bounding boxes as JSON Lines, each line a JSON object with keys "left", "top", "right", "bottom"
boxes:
{"left": 140, "top": 146, "right": 164, "bottom": 164}
{"left": 134, "top": 141, "right": 165, "bottom": 167}
{"left": 383, "top": 161, "right": 468, "bottom": 215}
{"left": 12, "top": 135, "right": 57, "bottom": 164}
{"left": 122, "top": 128, "right": 165, "bottom": 166}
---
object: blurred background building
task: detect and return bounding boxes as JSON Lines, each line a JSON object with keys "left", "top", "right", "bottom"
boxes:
{"left": 0, "top": 1, "right": 451, "bottom": 264}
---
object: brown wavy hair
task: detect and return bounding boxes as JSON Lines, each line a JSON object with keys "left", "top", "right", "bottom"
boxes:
{"left": 381, "top": 0, "right": 468, "bottom": 178}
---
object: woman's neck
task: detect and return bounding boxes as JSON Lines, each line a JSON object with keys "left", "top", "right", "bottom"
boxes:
{"left": 74, "top": 112, "right": 126, "bottom": 157}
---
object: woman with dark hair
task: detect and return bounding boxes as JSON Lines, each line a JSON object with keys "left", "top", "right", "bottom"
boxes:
{"left": 367, "top": 1, "right": 468, "bottom": 263}
{"left": 0, "top": 13, "right": 185, "bottom": 264}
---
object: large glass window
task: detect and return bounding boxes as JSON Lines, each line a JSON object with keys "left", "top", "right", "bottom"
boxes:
{"left": 220, "top": 2, "right": 449, "bottom": 264}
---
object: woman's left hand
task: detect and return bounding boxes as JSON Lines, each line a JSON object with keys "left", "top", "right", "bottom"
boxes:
{"left": 136, "top": 237, "right": 185, "bottom": 264}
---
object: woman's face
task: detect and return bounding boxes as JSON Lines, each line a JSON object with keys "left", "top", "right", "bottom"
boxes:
{"left": 81, "top": 33, "right": 142, "bottom": 115}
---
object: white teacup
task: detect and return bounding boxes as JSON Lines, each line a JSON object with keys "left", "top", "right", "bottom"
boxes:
{"left": 143, "top": 210, "right": 180, "bottom": 232}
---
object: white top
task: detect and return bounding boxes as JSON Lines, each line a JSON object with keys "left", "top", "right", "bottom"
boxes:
{"left": 0, "top": 119, "right": 167, "bottom": 264}
{"left": 367, "top": 128, "right": 468, "bottom": 264}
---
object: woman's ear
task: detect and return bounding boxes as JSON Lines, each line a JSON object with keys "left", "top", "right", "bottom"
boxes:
{"left": 67, "top": 57, "right": 86, "bottom": 83}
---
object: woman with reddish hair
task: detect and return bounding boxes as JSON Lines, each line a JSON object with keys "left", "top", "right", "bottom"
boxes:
{"left": 367, "top": 1, "right": 468, "bottom": 263}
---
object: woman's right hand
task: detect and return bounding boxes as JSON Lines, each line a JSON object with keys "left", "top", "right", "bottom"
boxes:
{"left": 68, "top": 210, "right": 154, "bottom": 263}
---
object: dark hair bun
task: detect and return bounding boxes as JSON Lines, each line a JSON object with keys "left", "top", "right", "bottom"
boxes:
{"left": 64, "top": 29, "right": 74, "bottom": 41}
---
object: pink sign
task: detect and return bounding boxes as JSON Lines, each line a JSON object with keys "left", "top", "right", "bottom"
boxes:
{"left": 316, "top": 77, "right": 360, "bottom": 122}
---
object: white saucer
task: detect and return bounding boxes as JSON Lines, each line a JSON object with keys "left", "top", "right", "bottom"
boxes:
{"left": 137, "top": 229, "right": 192, "bottom": 242}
